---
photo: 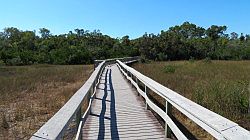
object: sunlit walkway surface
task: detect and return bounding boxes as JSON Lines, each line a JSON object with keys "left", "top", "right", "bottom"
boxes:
{"left": 82, "top": 65, "right": 165, "bottom": 140}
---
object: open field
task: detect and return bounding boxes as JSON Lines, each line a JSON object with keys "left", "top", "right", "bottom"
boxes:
{"left": 132, "top": 60, "right": 250, "bottom": 139}
{"left": 0, "top": 64, "right": 93, "bottom": 139}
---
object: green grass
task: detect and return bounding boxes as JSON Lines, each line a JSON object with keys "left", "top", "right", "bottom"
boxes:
{"left": 0, "top": 64, "right": 92, "bottom": 139}
{"left": 133, "top": 60, "right": 250, "bottom": 138}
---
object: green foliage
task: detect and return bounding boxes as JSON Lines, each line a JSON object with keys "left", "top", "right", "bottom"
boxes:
{"left": 157, "top": 53, "right": 168, "bottom": 61}
{"left": 193, "top": 80, "right": 249, "bottom": 115}
{"left": 189, "top": 56, "right": 195, "bottom": 63}
{"left": 0, "top": 22, "right": 250, "bottom": 66}
{"left": 6, "top": 57, "right": 22, "bottom": 66}
{"left": 0, "top": 28, "right": 138, "bottom": 65}
{"left": 0, "top": 60, "right": 5, "bottom": 66}
{"left": 139, "top": 55, "right": 150, "bottom": 63}
{"left": 133, "top": 22, "right": 250, "bottom": 61}
{"left": 202, "top": 57, "right": 212, "bottom": 63}
{"left": 239, "top": 95, "right": 249, "bottom": 113}
{"left": 163, "top": 65, "right": 176, "bottom": 73}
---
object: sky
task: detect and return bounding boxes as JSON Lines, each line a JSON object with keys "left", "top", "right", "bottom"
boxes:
{"left": 0, "top": 0, "right": 249, "bottom": 39}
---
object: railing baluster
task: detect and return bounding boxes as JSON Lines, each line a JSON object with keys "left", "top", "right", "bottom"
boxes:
{"left": 89, "top": 89, "right": 93, "bottom": 114}
{"left": 136, "top": 78, "right": 140, "bottom": 96}
{"left": 165, "top": 101, "right": 172, "bottom": 138}
{"left": 76, "top": 107, "right": 82, "bottom": 132}
{"left": 93, "top": 81, "right": 95, "bottom": 93}
{"left": 76, "top": 106, "right": 83, "bottom": 140}
{"left": 130, "top": 73, "right": 133, "bottom": 85}
{"left": 145, "top": 86, "right": 149, "bottom": 110}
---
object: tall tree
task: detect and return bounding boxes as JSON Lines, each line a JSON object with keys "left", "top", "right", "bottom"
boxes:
{"left": 39, "top": 28, "right": 51, "bottom": 39}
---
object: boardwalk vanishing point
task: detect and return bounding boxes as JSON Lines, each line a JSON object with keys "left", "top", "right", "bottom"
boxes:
{"left": 31, "top": 57, "right": 250, "bottom": 140}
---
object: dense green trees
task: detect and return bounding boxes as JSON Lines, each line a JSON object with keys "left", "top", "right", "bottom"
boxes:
{"left": 133, "top": 22, "right": 250, "bottom": 61}
{"left": 0, "top": 22, "right": 249, "bottom": 65}
{"left": 0, "top": 28, "right": 139, "bottom": 65}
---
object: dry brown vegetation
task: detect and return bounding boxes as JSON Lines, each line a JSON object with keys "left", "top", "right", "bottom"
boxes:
{"left": 0, "top": 64, "right": 92, "bottom": 139}
{"left": 133, "top": 60, "right": 250, "bottom": 139}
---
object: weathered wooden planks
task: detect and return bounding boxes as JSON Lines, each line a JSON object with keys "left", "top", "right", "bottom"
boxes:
{"left": 82, "top": 65, "right": 166, "bottom": 140}
{"left": 117, "top": 60, "right": 250, "bottom": 140}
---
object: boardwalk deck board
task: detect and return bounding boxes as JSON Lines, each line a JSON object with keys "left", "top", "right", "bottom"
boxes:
{"left": 82, "top": 64, "right": 166, "bottom": 140}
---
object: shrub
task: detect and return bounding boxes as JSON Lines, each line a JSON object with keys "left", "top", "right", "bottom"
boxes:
{"left": 163, "top": 65, "right": 176, "bottom": 73}
{"left": 6, "top": 57, "right": 23, "bottom": 66}
{"left": 202, "top": 57, "right": 212, "bottom": 63}
{"left": 0, "top": 60, "right": 5, "bottom": 66}
{"left": 157, "top": 53, "right": 168, "bottom": 61}
{"left": 239, "top": 96, "right": 249, "bottom": 113}
{"left": 140, "top": 55, "right": 150, "bottom": 63}
{"left": 189, "top": 56, "right": 195, "bottom": 63}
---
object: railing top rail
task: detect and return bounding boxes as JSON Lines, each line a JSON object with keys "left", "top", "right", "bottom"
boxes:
{"left": 117, "top": 60, "right": 250, "bottom": 140}
{"left": 31, "top": 57, "right": 140, "bottom": 140}
{"left": 94, "top": 56, "right": 139, "bottom": 62}
{"left": 31, "top": 61, "right": 105, "bottom": 140}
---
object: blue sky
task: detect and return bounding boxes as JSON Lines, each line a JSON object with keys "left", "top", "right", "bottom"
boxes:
{"left": 0, "top": 0, "right": 249, "bottom": 38}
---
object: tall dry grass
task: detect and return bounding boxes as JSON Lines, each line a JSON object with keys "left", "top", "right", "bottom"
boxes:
{"left": 0, "top": 64, "right": 92, "bottom": 139}
{"left": 133, "top": 60, "right": 250, "bottom": 139}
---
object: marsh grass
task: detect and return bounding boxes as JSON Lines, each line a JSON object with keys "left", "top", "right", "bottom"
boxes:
{"left": 133, "top": 60, "right": 250, "bottom": 139}
{"left": 0, "top": 64, "right": 92, "bottom": 139}
{"left": 163, "top": 65, "right": 176, "bottom": 73}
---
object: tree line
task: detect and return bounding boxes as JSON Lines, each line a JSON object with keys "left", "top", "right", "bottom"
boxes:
{"left": 0, "top": 22, "right": 249, "bottom": 65}
{"left": 135, "top": 22, "right": 250, "bottom": 61}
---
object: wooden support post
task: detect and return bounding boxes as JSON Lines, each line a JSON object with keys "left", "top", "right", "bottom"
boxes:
{"left": 128, "top": 72, "right": 131, "bottom": 84}
{"left": 136, "top": 78, "right": 139, "bottom": 96}
{"left": 93, "top": 61, "right": 96, "bottom": 70}
{"left": 76, "top": 107, "right": 82, "bottom": 130}
{"left": 76, "top": 107, "right": 82, "bottom": 140}
{"left": 130, "top": 74, "right": 133, "bottom": 85}
{"left": 92, "top": 81, "right": 95, "bottom": 94}
{"left": 145, "top": 86, "right": 149, "bottom": 110}
{"left": 89, "top": 88, "right": 93, "bottom": 114}
{"left": 165, "top": 101, "right": 172, "bottom": 138}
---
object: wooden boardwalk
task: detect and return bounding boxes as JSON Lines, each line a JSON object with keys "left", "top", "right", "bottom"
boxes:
{"left": 82, "top": 64, "right": 165, "bottom": 140}
{"left": 32, "top": 58, "right": 250, "bottom": 140}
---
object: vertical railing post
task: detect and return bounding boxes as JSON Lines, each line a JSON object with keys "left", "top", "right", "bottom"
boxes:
{"left": 94, "top": 60, "right": 96, "bottom": 70}
{"left": 128, "top": 72, "right": 131, "bottom": 84}
{"left": 130, "top": 73, "right": 133, "bottom": 85}
{"left": 165, "top": 101, "right": 172, "bottom": 138}
{"left": 76, "top": 107, "right": 82, "bottom": 138}
{"left": 145, "top": 85, "right": 149, "bottom": 110}
{"left": 89, "top": 84, "right": 94, "bottom": 114}
{"left": 92, "top": 80, "right": 95, "bottom": 94}
{"left": 136, "top": 78, "right": 139, "bottom": 96}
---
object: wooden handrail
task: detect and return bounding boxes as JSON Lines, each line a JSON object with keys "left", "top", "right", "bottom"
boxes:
{"left": 94, "top": 56, "right": 140, "bottom": 68}
{"left": 116, "top": 60, "right": 250, "bottom": 140}
{"left": 31, "top": 57, "right": 139, "bottom": 140}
